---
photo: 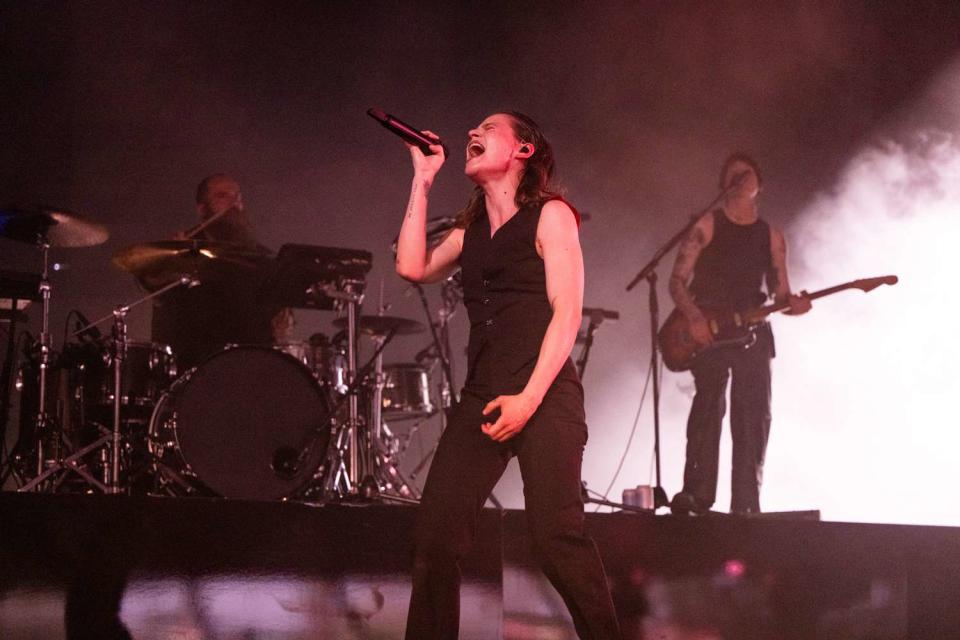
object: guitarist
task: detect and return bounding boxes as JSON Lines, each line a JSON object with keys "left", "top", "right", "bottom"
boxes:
{"left": 667, "top": 153, "right": 810, "bottom": 515}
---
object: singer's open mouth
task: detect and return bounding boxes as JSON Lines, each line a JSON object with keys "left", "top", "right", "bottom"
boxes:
{"left": 467, "top": 142, "right": 485, "bottom": 158}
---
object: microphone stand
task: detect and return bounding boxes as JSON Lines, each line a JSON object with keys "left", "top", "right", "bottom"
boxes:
{"left": 576, "top": 307, "right": 619, "bottom": 379}
{"left": 625, "top": 186, "right": 733, "bottom": 510}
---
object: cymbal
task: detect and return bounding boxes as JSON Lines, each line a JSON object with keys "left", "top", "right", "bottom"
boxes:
{"left": 333, "top": 315, "right": 425, "bottom": 336}
{"left": 0, "top": 207, "right": 108, "bottom": 247}
{"left": 113, "top": 240, "right": 272, "bottom": 290}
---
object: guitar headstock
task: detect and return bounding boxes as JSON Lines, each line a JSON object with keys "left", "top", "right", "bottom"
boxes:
{"left": 852, "top": 275, "right": 898, "bottom": 292}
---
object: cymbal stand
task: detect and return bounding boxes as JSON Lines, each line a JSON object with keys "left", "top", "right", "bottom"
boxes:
{"left": 33, "top": 240, "right": 53, "bottom": 480}
{"left": 361, "top": 311, "right": 387, "bottom": 498}
{"left": 18, "top": 275, "right": 199, "bottom": 494}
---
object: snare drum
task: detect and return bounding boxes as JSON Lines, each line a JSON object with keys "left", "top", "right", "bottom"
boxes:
{"left": 382, "top": 364, "right": 434, "bottom": 421}
{"left": 149, "top": 345, "right": 331, "bottom": 500}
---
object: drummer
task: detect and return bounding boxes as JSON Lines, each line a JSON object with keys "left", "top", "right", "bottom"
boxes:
{"left": 151, "top": 174, "right": 293, "bottom": 370}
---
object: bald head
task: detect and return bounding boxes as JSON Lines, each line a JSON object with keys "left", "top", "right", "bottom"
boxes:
{"left": 195, "top": 174, "right": 243, "bottom": 220}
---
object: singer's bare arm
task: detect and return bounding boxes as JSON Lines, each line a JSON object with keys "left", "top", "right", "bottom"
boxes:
{"left": 395, "top": 136, "right": 465, "bottom": 283}
{"left": 668, "top": 212, "right": 714, "bottom": 320}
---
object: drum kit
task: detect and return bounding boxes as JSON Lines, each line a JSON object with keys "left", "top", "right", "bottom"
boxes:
{"left": 0, "top": 207, "right": 461, "bottom": 504}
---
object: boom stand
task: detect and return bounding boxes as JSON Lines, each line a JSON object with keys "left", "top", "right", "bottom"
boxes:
{"left": 625, "top": 185, "right": 735, "bottom": 509}
{"left": 576, "top": 307, "right": 619, "bottom": 379}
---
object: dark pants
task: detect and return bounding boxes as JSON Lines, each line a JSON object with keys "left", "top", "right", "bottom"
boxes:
{"left": 682, "top": 326, "right": 773, "bottom": 513}
{"left": 405, "top": 366, "right": 620, "bottom": 640}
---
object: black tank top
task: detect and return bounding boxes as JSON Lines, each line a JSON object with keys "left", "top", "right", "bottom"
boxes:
{"left": 689, "top": 209, "right": 771, "bottom": 309}
{"left": 459, "top": 199, "right": 576, "bottom": 396}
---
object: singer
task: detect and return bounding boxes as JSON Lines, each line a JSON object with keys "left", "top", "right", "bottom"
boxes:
{"left": 395, "top": 112, "right": 620, "bottom": 639}
{"left": 668, "top": 153, "right": 811, "bottom": 516}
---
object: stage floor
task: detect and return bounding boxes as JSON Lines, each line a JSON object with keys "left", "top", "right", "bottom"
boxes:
{"left": 2, "top": 493, "right": 959, "bottom": 639}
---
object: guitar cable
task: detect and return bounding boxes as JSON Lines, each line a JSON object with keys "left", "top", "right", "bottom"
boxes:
{"left": 591, "top": 358, "right": 659, "bottom": 512}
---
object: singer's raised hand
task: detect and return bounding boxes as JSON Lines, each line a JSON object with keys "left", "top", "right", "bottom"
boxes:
{"left": 396, "top": 128, "right": 463, "bottom": 284}
{"left": 407, "top": 130, "right": 445, "bottom": 182}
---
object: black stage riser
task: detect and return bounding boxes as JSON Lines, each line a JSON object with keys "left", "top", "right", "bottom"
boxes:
{"left": 1, "top": 494, "right": 959, "bottom": 639}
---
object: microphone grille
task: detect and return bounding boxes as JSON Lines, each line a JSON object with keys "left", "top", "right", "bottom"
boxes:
{"left": 367, "top": 107, "right": 388, "bottom": 122}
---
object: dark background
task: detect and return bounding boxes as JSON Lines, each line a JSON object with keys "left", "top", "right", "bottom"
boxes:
{"left": 3, "top": 1, "right": 959, "bottom": 514}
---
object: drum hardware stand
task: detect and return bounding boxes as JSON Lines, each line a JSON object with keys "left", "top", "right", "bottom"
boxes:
{"left": 625, "top": 186, "right": 733, "bottom": 510}
{"left": 290, "top": 322, "right": 418, "bottom": 502}
{"left": 19, "top": 275, "right": 200, "bottom": 494}
{"left": 356, "top": 279, "right": 391, "bottom": 499}
{"left": 318, "top": 279, "right": 366, "bottom": 493}
{"left": 362, "top": 326, "right": 421, "bottom": 502}
{"left": 404, "top": 277, "right": 461, "bottom": 491}
{"left": 411, "top": 278, "right": 459, "bottom": 413}
{"left": 0, "top": 291, "right": 32, "bottom": 483}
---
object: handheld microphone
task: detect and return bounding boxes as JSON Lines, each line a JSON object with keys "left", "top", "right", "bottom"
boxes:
{"left": 367, "top": 107, "right": 448, "bottom": 157}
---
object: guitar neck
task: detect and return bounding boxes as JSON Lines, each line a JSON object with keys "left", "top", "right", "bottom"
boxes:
{"left": 741, "top": 278, "right": 892, "bottom": 324}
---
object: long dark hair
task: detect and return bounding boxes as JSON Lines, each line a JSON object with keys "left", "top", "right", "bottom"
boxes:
{"left": 454, "top": 111, "right": 563, "bottom": 229}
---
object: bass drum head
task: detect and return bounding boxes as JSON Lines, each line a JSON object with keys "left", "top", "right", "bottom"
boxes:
{"left": 170, "top": 346, "right": 330, "bottom": 501}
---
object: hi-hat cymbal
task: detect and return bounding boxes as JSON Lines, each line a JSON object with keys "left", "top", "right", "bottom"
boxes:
{"left": 333, "top": 315, "right": 425, "bottom": 337}
{"left": 0, "top": 207, "right": 109, "bottom": 247}
{"left": 113, "top": 240, "right": 272, "bottom": 290}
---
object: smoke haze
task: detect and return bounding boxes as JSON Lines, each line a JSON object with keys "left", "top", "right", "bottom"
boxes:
{"left": 2, "top": 2, "right": 959, "bottom": 524}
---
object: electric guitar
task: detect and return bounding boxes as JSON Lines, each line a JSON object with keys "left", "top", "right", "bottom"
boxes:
{"left": 658, "top": 275, "right": 898, "bottom": 372}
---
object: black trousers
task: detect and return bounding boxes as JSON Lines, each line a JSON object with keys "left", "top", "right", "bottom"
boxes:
{"left": 404, "top": 364, "right": 620, "bottom": 640}
{"left": 682, "top": 326, "right": 773, "bottom": 513}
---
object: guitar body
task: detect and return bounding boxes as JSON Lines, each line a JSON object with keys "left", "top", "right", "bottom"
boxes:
{"left": 658, "top": 307, "right": 754, "bottom": 372}
{"left": 657, "top": 274, "right": 898, "bottom": 373}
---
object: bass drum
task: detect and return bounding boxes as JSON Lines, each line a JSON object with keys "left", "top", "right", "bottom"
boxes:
{"left": 149, "top": 345, "right": 331, "bottom": 500}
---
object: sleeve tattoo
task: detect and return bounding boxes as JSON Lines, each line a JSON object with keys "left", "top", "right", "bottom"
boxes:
{"left": 669, "top": 226, "right": 705, "bottom": 315}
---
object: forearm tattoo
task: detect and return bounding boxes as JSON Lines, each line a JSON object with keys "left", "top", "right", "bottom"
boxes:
{"left": 770, "top": 231, "right": 790, "bottom": 300}
{"left": 669, "top": 226, "right": 705, "bottom": 315}
{"left": 405, "top": 179, "right": 432, "bottom": 220}
{"left": 405, "top": 181, "right": 418, "bottom": 220}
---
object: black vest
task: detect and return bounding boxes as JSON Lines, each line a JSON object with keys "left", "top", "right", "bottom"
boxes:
{"left": 689, "top": 209, "right": 771, "bottom": 310}
{"left": 459, "top": 200, "right": 561, "bottom": 396}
